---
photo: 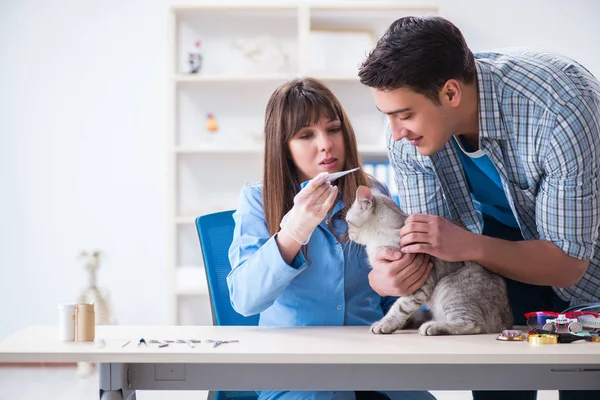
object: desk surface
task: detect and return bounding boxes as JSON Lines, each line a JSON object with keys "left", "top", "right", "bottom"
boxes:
{"left": 1, "top": 325, "right": 599, "bottom": 364}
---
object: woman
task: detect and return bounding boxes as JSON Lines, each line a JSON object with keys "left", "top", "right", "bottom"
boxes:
{"left": 227, "top": 77, "right": 435, "bottom": 400}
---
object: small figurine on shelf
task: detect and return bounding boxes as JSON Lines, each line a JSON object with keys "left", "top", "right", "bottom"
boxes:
{"left": 204, "top": 113, "right": 219, "bottom": 143}
{"left": 188, "top": 40, "right": 203, "bottom": 74}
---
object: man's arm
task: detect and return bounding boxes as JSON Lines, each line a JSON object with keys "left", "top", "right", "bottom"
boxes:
{"left": 400, "top": 214, "right": 588, "bottom": 287}
{"left": 401, "top": 94, "right": 600, "bottom": 288}
{"left": 473, "top": 235, "right": 588, "bottom": 287}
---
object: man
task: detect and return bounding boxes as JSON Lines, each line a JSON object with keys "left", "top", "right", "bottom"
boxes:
{"left": 359, "top": 16, "right": 600, "bottom": 400}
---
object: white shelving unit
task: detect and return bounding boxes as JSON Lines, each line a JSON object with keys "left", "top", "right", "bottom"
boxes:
{"left": 167, "top": 2, "right": 439, "bottom": 324}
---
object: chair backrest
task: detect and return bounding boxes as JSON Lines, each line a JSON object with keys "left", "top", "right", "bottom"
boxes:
{"left": 195, "top": 210, "right": 260, "bottom": 326}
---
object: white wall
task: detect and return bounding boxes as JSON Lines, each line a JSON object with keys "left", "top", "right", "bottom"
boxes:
{"left": 1, "top": 0, "right": 599, "bottom": 339}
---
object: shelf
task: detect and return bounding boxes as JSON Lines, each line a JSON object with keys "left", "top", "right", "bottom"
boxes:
{"left": 175, "top": 145, "right": 263, "bottom": 154}
{"left": 172, "top": 4, "right": 297, "bottom": 12}
{"left": 173, "top": 74, "right": 293, "bottom": 83}
{"left": 359, "top": 144, "right": 388, "bottom": 156}
{"left": 310, "top": 74, "right": 360, "bottom": 82}
{"left": 173, "top": 74, "right": 362, "bottom": 83}
{"left": 175, "top": 266, "right": 209, "bottom": 296}
{"left": 175, "top": 216, "right": 198, "bottom": 225}
{"left": 310, "top": 3, "right": 438, "bottom": 12}
{"left": 175, "top": 144, "right": 386, "bottom": 156}
{"left": 175, "top": 214, "right": 232, "bottom": 225}
{"left": 171, "top": 3, "right": 437, "bottom": 12}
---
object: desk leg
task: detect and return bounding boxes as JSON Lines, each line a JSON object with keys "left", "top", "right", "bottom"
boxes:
{"left": 98, "top": 363, "right": 136, "bottom": 400}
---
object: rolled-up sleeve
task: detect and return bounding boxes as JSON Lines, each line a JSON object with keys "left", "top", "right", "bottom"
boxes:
{"left": 227, "top": 184, "right": 308, "bottom": 316}
{"left": 537, "top": 95, "right": 600, "bottom": 260}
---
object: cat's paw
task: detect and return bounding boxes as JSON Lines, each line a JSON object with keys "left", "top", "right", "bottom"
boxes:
{"left": 418, "top": 321, "right": 482, "bottom": 336}
{"left": 418, "top": 321, "right": 438, "bottom": 336}
{"left": 370, "top": 319, "right": 400, "bottom": 334}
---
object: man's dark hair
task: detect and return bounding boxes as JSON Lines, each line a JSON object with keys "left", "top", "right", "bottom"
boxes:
{"left": 359, "top": 16, "right": 476, "bottom": 104}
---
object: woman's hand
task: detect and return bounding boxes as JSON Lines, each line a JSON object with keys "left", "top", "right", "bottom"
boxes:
{"left": 279, "top": 172, "right": 338, "bottom": 245}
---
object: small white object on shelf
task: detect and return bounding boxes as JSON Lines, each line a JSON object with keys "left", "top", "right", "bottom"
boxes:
{"left": 230, "top": 35, "right": 291, "bottom": 74}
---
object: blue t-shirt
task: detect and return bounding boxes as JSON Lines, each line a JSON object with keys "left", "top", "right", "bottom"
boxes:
{"left": 452, "top": 136, "right": 519, "bottom": 229}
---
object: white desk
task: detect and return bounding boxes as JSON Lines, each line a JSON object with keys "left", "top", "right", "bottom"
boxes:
{"left": 1, "top": 325, "right": 599, "bottom": 399}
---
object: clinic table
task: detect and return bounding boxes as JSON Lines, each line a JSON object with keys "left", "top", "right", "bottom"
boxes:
{"left": 1, "top": 325, "right": 599, "bottom": 399}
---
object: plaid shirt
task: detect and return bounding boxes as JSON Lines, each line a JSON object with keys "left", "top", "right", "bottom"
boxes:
{"left": 388, "top": 48, "right": 600, "bottom": 304}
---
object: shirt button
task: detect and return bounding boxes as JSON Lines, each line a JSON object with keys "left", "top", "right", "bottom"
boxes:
{"left": 337, "top": 305, "right": 342, "bottom": 310}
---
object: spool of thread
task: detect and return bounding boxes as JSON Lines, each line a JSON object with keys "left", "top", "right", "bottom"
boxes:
{"left": 527, "top": 333, "right": 558, "bottom": 345}
{"left": 75, "top": 303, "right": 95, "bottom": 342}
{"left": 58, "top": 304, "right": 77, "bottom": 342}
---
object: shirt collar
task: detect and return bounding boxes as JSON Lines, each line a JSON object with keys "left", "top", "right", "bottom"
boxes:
{"left": 475, "top": 60, "right": 506, "bottom": 140}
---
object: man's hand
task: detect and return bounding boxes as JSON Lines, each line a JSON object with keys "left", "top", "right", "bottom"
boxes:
{"left": 400, "top": 214, "right": 475, "bottom": 262}
{"left": 368, "top": 248, "right": 433, "bottom": 297}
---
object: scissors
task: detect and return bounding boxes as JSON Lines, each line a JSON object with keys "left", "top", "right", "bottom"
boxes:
{"left": 205, "top": 339, "right": 239, "bottom": 348}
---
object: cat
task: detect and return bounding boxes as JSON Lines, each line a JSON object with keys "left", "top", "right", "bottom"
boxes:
{"left": 345, "top": 186, "right": 513, "bottom": 336}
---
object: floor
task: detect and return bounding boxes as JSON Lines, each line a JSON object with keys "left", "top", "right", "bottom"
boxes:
{"left": 0, "top": 365, "right": 559, "bottom": 400}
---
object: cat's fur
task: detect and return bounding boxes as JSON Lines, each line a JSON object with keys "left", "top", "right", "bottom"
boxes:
{"left": 346, "top": 186, "right": 513, "bottom": 336}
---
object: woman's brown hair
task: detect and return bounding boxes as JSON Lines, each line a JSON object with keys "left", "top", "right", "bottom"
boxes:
{"left": 262, "top": 77, "right": 373, "bottom": 237}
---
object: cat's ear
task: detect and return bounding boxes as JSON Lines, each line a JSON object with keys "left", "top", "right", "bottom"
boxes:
{"left": 356, "top": 186, "right": 373, "bottom": 210}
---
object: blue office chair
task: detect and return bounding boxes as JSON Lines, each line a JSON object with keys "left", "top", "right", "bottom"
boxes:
{"left": 195, "top": 210, "right": 259, "bottom": 400}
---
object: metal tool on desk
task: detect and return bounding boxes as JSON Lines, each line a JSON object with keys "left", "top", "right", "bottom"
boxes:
{"left": 149, "top": 339, "right": 172, "bottom": 348}
{"left": 205, "top": 339, "right": 239, "bottom": 348}
{"left": 176, "top": 339, "right": 201, "bottom": 348}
